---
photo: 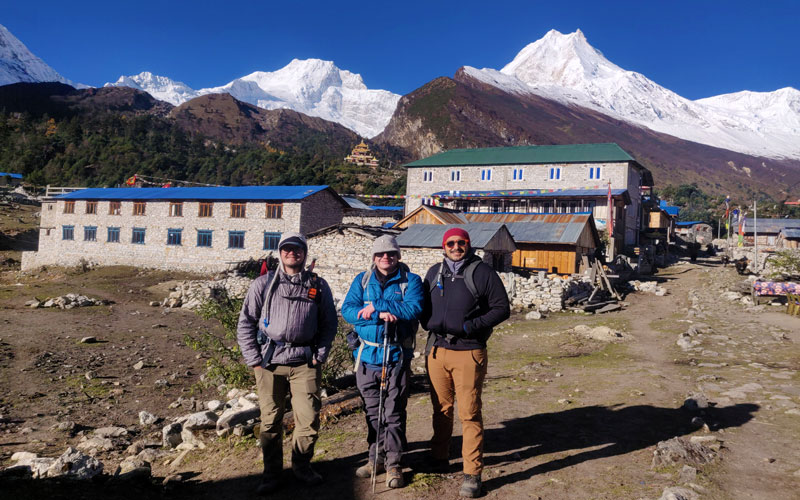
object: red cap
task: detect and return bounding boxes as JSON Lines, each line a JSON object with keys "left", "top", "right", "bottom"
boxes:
{"left": 442, "top": 227, "right": 470, "bottom": 248}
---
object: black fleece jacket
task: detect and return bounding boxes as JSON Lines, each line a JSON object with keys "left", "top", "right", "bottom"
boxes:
{"left": 421, "top": 254, "right": 510, "bottom": 350}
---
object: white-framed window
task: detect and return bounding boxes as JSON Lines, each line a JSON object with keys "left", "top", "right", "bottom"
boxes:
{"left": 512, "top": 167, "right": 524, "bottom": 181}
{"left": 589, "top": 166, "right": 602, "bottom": 180}
{"left": 422, "top": 170, "right": 433, "bottom": 182}
{"left": 450, "top": 169, "right": 461, "bottom": 182}
{"left": 480, "top": 168, "right": 493, "bottom": 181}
{"left": 549, "top": 167, "right": 562, "bottom": 181}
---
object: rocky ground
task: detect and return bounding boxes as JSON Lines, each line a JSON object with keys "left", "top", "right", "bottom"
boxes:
{"left": 0, "top": 254, "right": 798, "bottom": 499}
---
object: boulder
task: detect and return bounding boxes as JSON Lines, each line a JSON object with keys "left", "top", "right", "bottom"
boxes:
{"left": 162, "top": 423, "right": 183, "bottom": 448}
{"left": 76, "top": 436, "right": 115, "bottom": 452}
{"left": 94, "top": 426, "right": 128, "bottom": 438}
{"left": 180, "top": 410, "right": 218, "bottom": 430}
{"left": 139, "top": 411, "right": 158, "bottom": 426}
{"left": 216, "top": 398, "right": 259, "bottom": 435}
{"left": 652, "top": 437, "right": 716, "bottom": 468}
{"left": 45, "top": 447, "right": 103, "bottom": 479}
{"left": 659, "top": 486, "right": 699, "bottom": 500}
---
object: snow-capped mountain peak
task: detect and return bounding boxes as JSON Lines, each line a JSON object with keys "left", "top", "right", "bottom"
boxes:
{"left": 107, "top": 58, "right": 400, "bottom": 138}
{"left": 470, "top": 29, "right": 800, "bottom": 159}
{"left": 0, "top": 23, "right": 81, "bottom": 87}
{"left": 106, "top": 72, "right": 196, "bottom": 105}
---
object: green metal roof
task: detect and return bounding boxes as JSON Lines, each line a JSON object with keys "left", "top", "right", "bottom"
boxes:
{"left": 405, "top": 143, "right": 637, "bottom": 168}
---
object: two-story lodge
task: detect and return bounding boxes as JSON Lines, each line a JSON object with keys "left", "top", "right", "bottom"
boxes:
{"left": 403, "top": 143, "right": 653, "bottom": 252}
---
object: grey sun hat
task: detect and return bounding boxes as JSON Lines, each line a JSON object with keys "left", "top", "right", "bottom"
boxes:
{"left": 372, "top": 235, "right": 401, "bottom": 258}
{"left": 278, "top": 232, "right": 307, "bottom": 252}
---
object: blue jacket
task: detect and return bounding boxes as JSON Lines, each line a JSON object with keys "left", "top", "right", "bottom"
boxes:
{"left": 341, "top": 263, "right": 424, "bottom": 367}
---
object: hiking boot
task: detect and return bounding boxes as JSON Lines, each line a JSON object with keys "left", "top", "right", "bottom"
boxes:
{"left": 459, "top": 473, "right": 482, "bottom": 498}
{"left": 256, "top": 475, "right": 281, "bottom": 495}
{"left": 291, "top": 462, "right": 323, "bottom": 485}
{"left": 386, "top": 466, "right": 404, "bottom": 488}
{"left": 355, "top": 461, "right": 384, "bottom": 478}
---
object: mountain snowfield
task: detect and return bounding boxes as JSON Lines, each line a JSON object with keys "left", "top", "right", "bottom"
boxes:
{"left": 106, "top": 60, "right": 401, "bottom": 138}
{"left": 466, "top": 29, "right": 800, "bottom": 159}
{"left": 2, "top": 21, "right": 798, "bottom": 158}
{"left": 0, "top": 24, "right": 81, "bottom": 87}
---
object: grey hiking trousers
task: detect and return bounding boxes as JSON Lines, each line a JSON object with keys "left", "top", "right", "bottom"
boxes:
{"left": 356, "top": 359, "right": 410, "bottom": 468}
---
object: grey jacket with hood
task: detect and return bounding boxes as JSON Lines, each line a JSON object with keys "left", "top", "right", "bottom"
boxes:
{"left": 236, "top": 234, "right": 337, "bottom": 367}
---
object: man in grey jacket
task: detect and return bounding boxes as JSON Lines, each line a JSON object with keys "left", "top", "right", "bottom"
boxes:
{"left": 237, "top": 232, "right": 337, "bottom": 494}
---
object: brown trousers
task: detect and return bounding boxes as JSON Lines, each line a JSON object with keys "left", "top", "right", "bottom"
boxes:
{"left": 427, "top": 347, "right": 488, "bottom": 475}
{"left": 255, "top": 364, "right": 321, "bottom": 474}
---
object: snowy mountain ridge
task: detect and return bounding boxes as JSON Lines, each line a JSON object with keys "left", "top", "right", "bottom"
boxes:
{"left": 106, "top": 59, "right": 400, "bottom": 138}
{"left": 466, "top": 29, "right": 800, "bottom": 159}
{"left": 0, "top": 23, "right": 82, "bottom": 88}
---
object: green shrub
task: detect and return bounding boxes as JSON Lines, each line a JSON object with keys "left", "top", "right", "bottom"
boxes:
{"left": 767, "top": 249, "right": 800, "bottom": 279}
{"left": 186, "top": 289, "right": 353, "bottom": 390}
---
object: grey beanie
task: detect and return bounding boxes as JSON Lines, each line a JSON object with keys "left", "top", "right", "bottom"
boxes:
{"left": 372, "top": 235, "right": 401, "bottom": 258}
{"left": 278, "top": 232, "right": 307, "bottom": 252}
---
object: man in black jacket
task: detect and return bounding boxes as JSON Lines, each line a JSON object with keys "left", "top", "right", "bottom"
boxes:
{"left": 421, "top": 227, "right": 510, "bottom": 498}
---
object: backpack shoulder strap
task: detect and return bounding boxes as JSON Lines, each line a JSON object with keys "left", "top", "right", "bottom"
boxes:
{"left": 429, "top": 262, "right": 445, "bottom": 293}
{"left": 260, "top": 271, "right": 280, "bottom": 323}
{"left": 463, "top": 259, "right": 481, "bottom": 301}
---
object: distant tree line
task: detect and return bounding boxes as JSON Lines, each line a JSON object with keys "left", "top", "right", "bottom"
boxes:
{"left": 658, "top": 183, "right": 800, "bottom": 228}
{"left": 0, "top": 111, "right": 405, "bottom": 200}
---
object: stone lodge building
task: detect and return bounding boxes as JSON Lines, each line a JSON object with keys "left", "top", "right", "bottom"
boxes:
{"left": 22, "top": 185, "right": 347, "bottom": 273}
{"left": 404, "top": 143, "right": 653, "bottom": 252}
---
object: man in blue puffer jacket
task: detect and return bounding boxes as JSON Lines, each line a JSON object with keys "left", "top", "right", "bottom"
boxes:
{"left": 342, "top": 235, "right": 423, "bottom": 489}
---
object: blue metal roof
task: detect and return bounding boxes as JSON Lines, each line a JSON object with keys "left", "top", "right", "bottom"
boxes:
{"left": 396, "top": 223, "right": 509, "bottom": 249}
{"left": 369, "top": 206, "right": 404, "bottom": 211}
{"left": 676, "top": 221, "right": 706, "bottom": 227}
{"left": 55, "top": 185, "right": 332, "bottom": 201}
{"left": 658, "top": 200, "right": 679, "bottom": 216}
{"left": 433, "top": 188, "right": 628, "bottom": 199}
{"left": 0, "top": 172, "right": 23, "bottom": 179}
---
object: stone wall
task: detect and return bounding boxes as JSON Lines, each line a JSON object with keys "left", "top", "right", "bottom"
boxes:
{"left": 22, "top": 193, "right": 343, "bottom": 273}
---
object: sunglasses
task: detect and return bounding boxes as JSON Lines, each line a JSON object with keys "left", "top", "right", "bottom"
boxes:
{"left": 280, "top": 246, "right": 305, "bottom": 254}
{"left": 374, "top": 251, "right": 398, "bottom": 258}
{"left": 445, "top": 239, "right": 469, "bottom": 248}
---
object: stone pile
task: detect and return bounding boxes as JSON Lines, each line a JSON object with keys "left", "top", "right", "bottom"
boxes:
{"left": 4, "top": 447, "right": 103, "bottom": 480}
{"left": 158, "top": 276, "right": 252, "bottom": 309}
{"left": 504, "top": 272, "right": 593, "bottom": 312}
{"left": 25, "top": 294, "right": 110, "bottom": 309}
{"left": 0, "top": 388, "right": 264, "bottom": 483}
{"left": 629, "top": 280, "right": 668, "bottom": 296}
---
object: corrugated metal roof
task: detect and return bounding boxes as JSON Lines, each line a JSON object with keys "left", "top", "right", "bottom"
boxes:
{"left": 342, "top": 196, "right": 372, "bottom": 209}
{"left": 55, "top": 185, "right": 332, "bottom": 201}
{"left": 0, "top": 172, "right": 23, "bottom": 179}
{"left": 743, "top": 218, "right": 800, "bottom": 233}
{"left": 432, "top": 188, "right": 631, "bottom": 204}
{"left": 396, "top": 223, "right": 507, "bottom": 249}
{"left": 781, "top": 228, "right": 800, "bottom": 239}
{"left": 405, "top": 143, "right": 636, "bottom": 167}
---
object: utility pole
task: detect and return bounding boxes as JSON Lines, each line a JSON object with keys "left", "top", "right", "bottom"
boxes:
{"left": 754, "top": 199, "right": 758, "bottom": 273}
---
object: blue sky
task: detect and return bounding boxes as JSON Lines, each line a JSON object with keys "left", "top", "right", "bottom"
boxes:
{"left": 5, "top": 0, "right": 799, "bottom": 99}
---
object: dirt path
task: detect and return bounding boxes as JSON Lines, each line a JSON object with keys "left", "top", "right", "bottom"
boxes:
{"left": 1, "top": 259, "right": 798, "bottom": 499}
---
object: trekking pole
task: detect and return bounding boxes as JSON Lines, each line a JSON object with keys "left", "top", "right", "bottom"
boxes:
{"left": 372, "top": 322, "right": 391, "bottom": 493}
